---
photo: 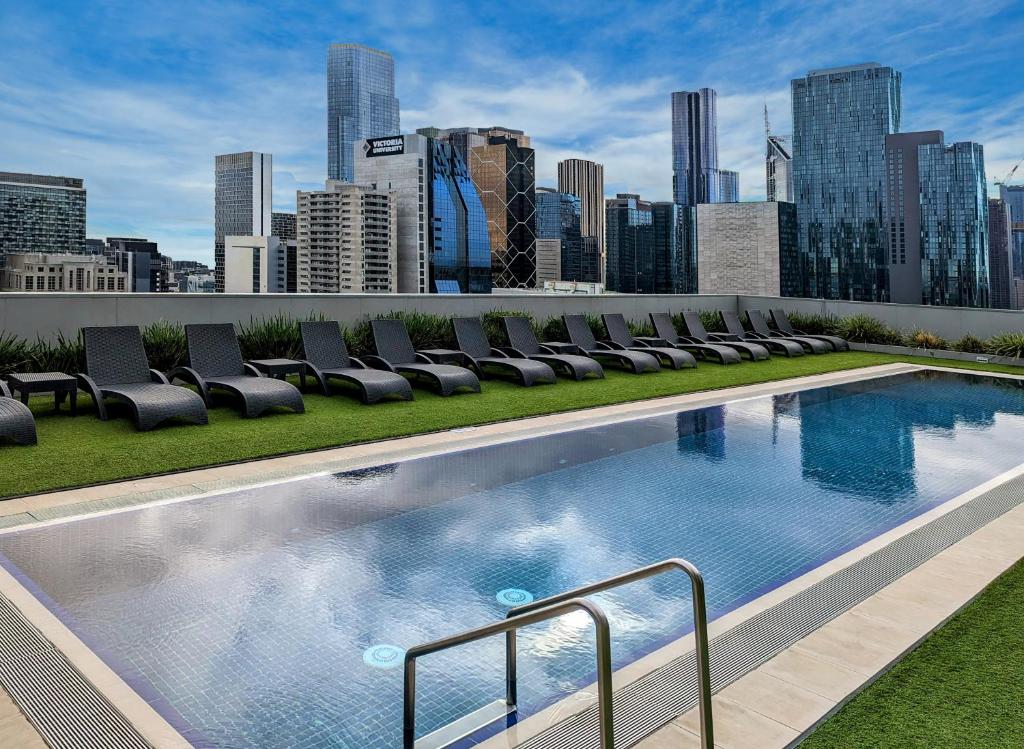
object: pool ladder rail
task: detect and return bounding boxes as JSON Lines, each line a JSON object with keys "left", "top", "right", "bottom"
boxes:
{"left": 403, "top": 558, "right": 714, "bottom": 749}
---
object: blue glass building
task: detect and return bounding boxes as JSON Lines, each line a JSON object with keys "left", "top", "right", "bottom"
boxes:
{"left": 1000, "top": 185, "right": 1024, "bottom": 280}
{"left": 327, "top": 44, "right": 400, "bottom": 183}
{"left": 429, "top": 141, "right": 491, "bottom": 293}
{"left": 605, "top": 194, "right": 654, "bottom": 293}
{"left": 791, "top": 63, "right": 901, "bottom": 301}
{"left": 651, "top": 203, "right": 696, "bottom": 294}
{"left": 672, "top": 89, "right": 720, "bottom": 207}
{"left": 536, "top": 189, "right": 595, "bottom": 282}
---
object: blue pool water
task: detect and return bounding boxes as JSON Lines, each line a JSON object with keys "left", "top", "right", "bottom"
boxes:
{"left": 2, "top": 370, "right": 1024, "bottom": 748}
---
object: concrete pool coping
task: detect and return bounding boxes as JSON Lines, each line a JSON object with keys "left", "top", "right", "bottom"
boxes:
{"left": 0, "top": 361, "right": 1018, "bottom": 749}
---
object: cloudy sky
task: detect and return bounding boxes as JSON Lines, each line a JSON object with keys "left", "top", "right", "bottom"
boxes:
{"left": 1, "top": 0, "right": 1021, "bottom": 263}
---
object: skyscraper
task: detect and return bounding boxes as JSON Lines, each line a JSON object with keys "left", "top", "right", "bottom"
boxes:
{"left": 791, "top": 62, "right": 901, "bottom": 301}
{"left": 0, "top": 172, "right": 86, "bottom": 258}
{"left": 988, "top": 198, "right": 1014, "bottom": 309}
{"left": 766, "top": 136, "right": 794, "bottom": 203}
{"left": 536, "top": 188, "right": 591, "bottom": 282}
{"left": 672, "top": 89, "right": 720, "bottom": 207}
{"left": 430, "top": 140, "right": 492, "bottom": 293}
{"left": 605, "top": 193, "right": 653, "bottom": 293}
{"left": 557, "top": 158, "right": 605, "bottom": 282}
{"left": 651, "top": 202, "right": 696, "bottom": 294}
{"left": 718, "top": 170, "right": 739, "bottom": 203}
{"left": 327, "top": 44, "right": 400, "bottom": 183}
{"left": 1000, "top": 185, "right": 1024, "bottom": 281}
{"left": 214, "top": 152, "right": 272, "bottom": 293}
{"left": 271, "top": 212, "right": 297, "bottom": 241}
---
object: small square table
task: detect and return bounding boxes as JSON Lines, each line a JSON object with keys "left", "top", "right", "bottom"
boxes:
{"left": 247, "top": 358, "right": 307, "bottom": 390}
{"left": 538, "top": 341, "right": 580, "bottom": 355}
{"left": 418, "top": 349, "right": 468, "bottom": 366}
{"left": 5, "top": 372, "right": 78, "bottom": 414}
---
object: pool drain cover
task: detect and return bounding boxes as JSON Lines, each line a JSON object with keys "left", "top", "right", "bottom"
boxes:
{"left": 363, "top": 644, "right": 405, "bottom": 669}
{"left": 496, "top": 588, "right": 534, "bottom": 606}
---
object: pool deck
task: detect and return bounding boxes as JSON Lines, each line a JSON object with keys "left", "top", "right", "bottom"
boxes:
{"left": 1, "top": 362, "right": 1023, "bottom": 749}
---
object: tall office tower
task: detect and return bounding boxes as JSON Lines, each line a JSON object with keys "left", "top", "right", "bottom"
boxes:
{"left": 792, "top": 63, "right": 901, "bottom": 301}
{"left": 295, "top": 180, "right": 397, "bottom": 293}
{"left": 605, "top": 193, "right": 654, "bottom": 293}
{"left": 429, "top": 140, "right": 492, "bottom": 293}
{"left": 697, "top": 201, "right": 799, "bottom": 296}
{"left": 672, "top": 89, "right": 720, "bottom": 207}
{"left": 557, "top": 158, "right": 605, "bottom": 281}
{"left": 885, "top": 132, "right": 989, "bottom": 307}
{"left": 651, "top": 202, "right": 696, "bottom": 294}
{"left": 0, "top": 172, "right": 86, "bottom": 259}
{"left": 766, "top": 137, "right": 794, "bottom": 202}
{"left": 327, "top": 44, "right": 400, "bottom": 182}
{"left": 1001, "top": 185, "right": 1024, "bottom": 280}
{"left": 271, "top": 212, "right": 297, "bottom": 241}
{"left": 105, "top": 237, "right": 172, "bottom": 292}
{"left": 469, "top": 134, "right": 536, "bottom": 288}
{"left": 214, "top": 152, "right": 272, "bottom": 292}
{"left": 718, "top": 170, "right": 739, "bottom": 203}
{"left": 988, "top": 198, "right": 1015, "bottom": 309}
{"left": 536, "top": 188, "right": 592, "bottom": 282}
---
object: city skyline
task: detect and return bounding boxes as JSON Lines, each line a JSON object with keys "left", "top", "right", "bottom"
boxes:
{"left": 0, "top": 1, "right": 1021, "bottom": 263}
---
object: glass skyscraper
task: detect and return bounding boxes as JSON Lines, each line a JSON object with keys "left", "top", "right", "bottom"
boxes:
{"left": 605, "top": 194, "right": 653, "bottom": 293}
{"left": 536, "top": 188, "right": 593, "bottom": 282}
{"left": 672, "top": 89, "right": 720, "bottom": 207}
{"left": 327, "top": 44, "right": 400, "bottom": 183}
{"left": 557, "top": 158, "right": 605, "bottom": 282}
{"left": 430, "top": 141, "right": 492, "bottom": 293}
{"left": 1000, "top": 185, "right": 1024, "bottom": 280}
{"left": 651, "top": 202, "right": 696, "bottom": 294}
{"left": 791, "top": 62, "right": 901, "bottom": 301}
{"left": 0, "top": 172, "right": 86, "bottom": 259}
{"left": 214, "top": 152, "right": 272, "bottom": 293}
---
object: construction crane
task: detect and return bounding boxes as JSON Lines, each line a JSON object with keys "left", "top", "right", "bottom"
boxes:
{"left": 995, "top": 159, "right": 1021, "bottom": 187}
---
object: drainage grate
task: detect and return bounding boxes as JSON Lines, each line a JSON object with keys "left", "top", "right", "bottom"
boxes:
{"left": 521, "top": 475, "right": 1024, "bottom": 749}
{"left": 0, "top": 595, "right": 153, "bottom": 749}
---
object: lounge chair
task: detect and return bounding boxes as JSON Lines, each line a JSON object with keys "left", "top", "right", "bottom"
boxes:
{"left": 719, "top": 311, "right": 804, "bottom": 357}
{"left": 746, "top": 309, "right": 829, "bottom": 354}
{"left": 501, "top": 316, "right": 604, "bottom": 381}
{"left": 299, "top": 321, "right": 413, "bottom": 403}
{"left": 563, "top": 315, "right": 660, "bottom": 374}
{"left": 171, "top": 323, "right": 305, "bottom": 417}
{"left": 453, "top": 317, "right": 557, "bottom": 386}
{"left": 678, "top": 311, "right": 770, "bottom": 361}
{"left": 365, "top": 319, "right": 481, "bottom": 396}
{"left": 771, "top": 309, "right": 850, "bottom": 352}
{"left": 648, "top": 312, "right": 741, "bottom": 365}
{"left": 601, "top": 314, "right": 696, "bottom": 370}
{"left": 0, "top": 380, "right": 37, "bottom": 446}
{"left": 78, "top": 326, "right": 209, "bottom": 431}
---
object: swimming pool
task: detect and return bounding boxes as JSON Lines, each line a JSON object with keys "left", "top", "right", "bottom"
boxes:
{"left": 2, "top": 369, "right": 1024, "bottom": 748}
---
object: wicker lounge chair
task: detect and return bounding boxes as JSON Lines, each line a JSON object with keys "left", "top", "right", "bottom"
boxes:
{"left": 718, "top": 310, "right": 804, "bottom": 357}
{"left": 678, "top": 311, "right": 770, "bottom": 361}
{"left": 453, "top": 317, "right": 556, "bottom": 386}
{"left": 501, "top": 316, "right": 604, "bottom": 381}
{"left": 746, "top": 309, "right": 829, "bottom": 354}
{"left": 600, "top": 314, "right": 696, "bottom": 370}
{"left": 78, "top": 326, "right": 209, "bottom": 431}
{"left": 0, "top": 380, "right": 37, "bottom": 446}
{"left": 299, "top": 321, "right": 413, "bottom": 403}
{"left": 171, "top": 324, "right": 305, "bottom": 417}
{"left": 365, "top": 319, "right": 480, "bottom": 396}
{"left": 563, "top": 315, "right": 660, "bottom": 374}
{"left": 648, "top": 312, "right": 741, "bottom": 365}
{"left": 771, "top": 309, "right": 850, "bottom": 352}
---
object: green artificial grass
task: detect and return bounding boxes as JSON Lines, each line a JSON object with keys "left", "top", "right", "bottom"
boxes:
{"left": 800, "top": 558, "right": 1024, "bottom": 749}
{"left": 1, "top": 351, "right": 1020, "bottom": 498}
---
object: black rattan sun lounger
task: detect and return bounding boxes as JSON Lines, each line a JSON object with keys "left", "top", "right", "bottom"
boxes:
{"left": 501, "top": 317, "right": 604, "bottom": 381}
{"left": 78, "top": 326, "right": 208, "bottom": 431}
{"left": 453, "top": 317, "right": 556, "bottom": 386}
{"left": 771, "top": 309, "right": 849, "bottom": 352}
{"left": 365, "top": 319, "right": 480, "bottom": 396}
{"left": 601, "top": 314, "right": 696, "bottom": 370}
{"left": 720, "top": 310, "right": 804, "bottom": 357}
{"left": 564, "top": 315, "right": 660, "bottom": 374}
{"left": 0, "top": 380, "right": 37, "bottom": 446}
{"left": 171, "top": 323, "right": 305, "bottom": 417}
{"left": 746, "top": 309, "right": 829, "bottom": 354}
{"left": 648, "top": 312, "right": 741, "bottom": 365}
{"left": 678, "top": 311, "right": 770, "bottom": 361}
{"left": 300, "top": 321, "right": 413, "bottom": 403}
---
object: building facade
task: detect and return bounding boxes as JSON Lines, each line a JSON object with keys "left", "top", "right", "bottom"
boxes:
{"left": 557, "top": 158, "right": 605, "bottom": 283}
{"left": 791, "top": 62, "right": 901, "bottom": 301}
{"left": 605, "top": 194, "right": 653, "bottom": 293}
{"left": 104, "top": 237, "right": 172, "bottom": 293}
{"left": 295, "top": 181, "right": 397, "bottom": 294}
{"left": 718, "top": 170, "right": 739, "bottom": 203}
{"left": 1, "top": 252, "right": 127, "bottom": 292}
{"left": 766, "top": 135, "right": 794, "bottom": 202}
{"left": 651, "top": 202, "right": 696, "bottom": 294}
{"left": 327, "top": 44, "right": 400, "bottom": 183}
{"left": 536, "top": 188, "right": 594, "bottom": 283}
{"left": 697, "top": 201, "right": 799, "bottom": 296}
{"left": 214, "top": 152, "right": 272, "bottom": 292}
{"left": 988, "top": 198, "right": 1015, "bottom": 309}
{"left": 672, "top": 89, "right": 720, "bottom": 207}
{"left": 0, "top": 172, "right": 86, "bottom": 259}
{"left": 429, "top": 140, "right": 492, "bottom": 293}
{"left": 1001, "top": 185, "right": 1024, "bottom": 282}
{"left": 271, "top": 212, "right": 297, "bottom": 241}
{"left": 535, "top": 238, "right": 561, "bottom": 284}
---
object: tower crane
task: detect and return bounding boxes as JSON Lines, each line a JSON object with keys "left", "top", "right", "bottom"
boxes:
{"left": 995, "top": 159, "right": 1021, "bottom": 187}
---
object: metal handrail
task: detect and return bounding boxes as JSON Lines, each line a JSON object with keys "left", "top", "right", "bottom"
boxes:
{"left": 403, "top": 597, "right": 615, "bottom": 749}
{"left": 506, "top": 558, "right": 714, "bottom": 749}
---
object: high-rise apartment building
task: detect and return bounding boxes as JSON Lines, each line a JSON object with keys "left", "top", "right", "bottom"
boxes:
{"left": 0, "top": 172, "right": 86, "bottom": 259}
{"left": 469, "top": 133, "right": 536, "bottom": 288}
{"left": 295, "top": 180, "right": 397, "bottom": 293}
{"left": 557, "top": 159, "right": 605, "bottom": 282}
{"left": 1001, "top": 185, "right": 1024, "bottom": 280}
{"left": 988, "top": 198, "right": 1014, "bottom": 309}
{"left": 766, "top": 136, "right": 794, "bottom": 203}
{"left": 651, "top": 202, "right": 696, "bottom": 294}
{"left": 271, "top": 212, "right": 297, "bottom": 241}
{"left": 536, "top": 188, "right": 594, "bottom": 282}
{"left": 605, "top": 193, "right": 653, "bottom": 293}
{"left": 718, "top": 170, "right": 739, "bottom": 203}
{"left": 885, "top": 132, "right": 989, "bottom": 307}
{"left": 214, "top": 152, "right": 272, "bottom": 292}
{"left": 327, "top": 44, "right": 400, "bottom": 183}
{"left": 791, "top": 62, "right": 901, "bottom": 301}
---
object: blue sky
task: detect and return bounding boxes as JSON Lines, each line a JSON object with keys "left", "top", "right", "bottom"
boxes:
{"left": 1, "top": 0, "right": 1021, "bottom": 264}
